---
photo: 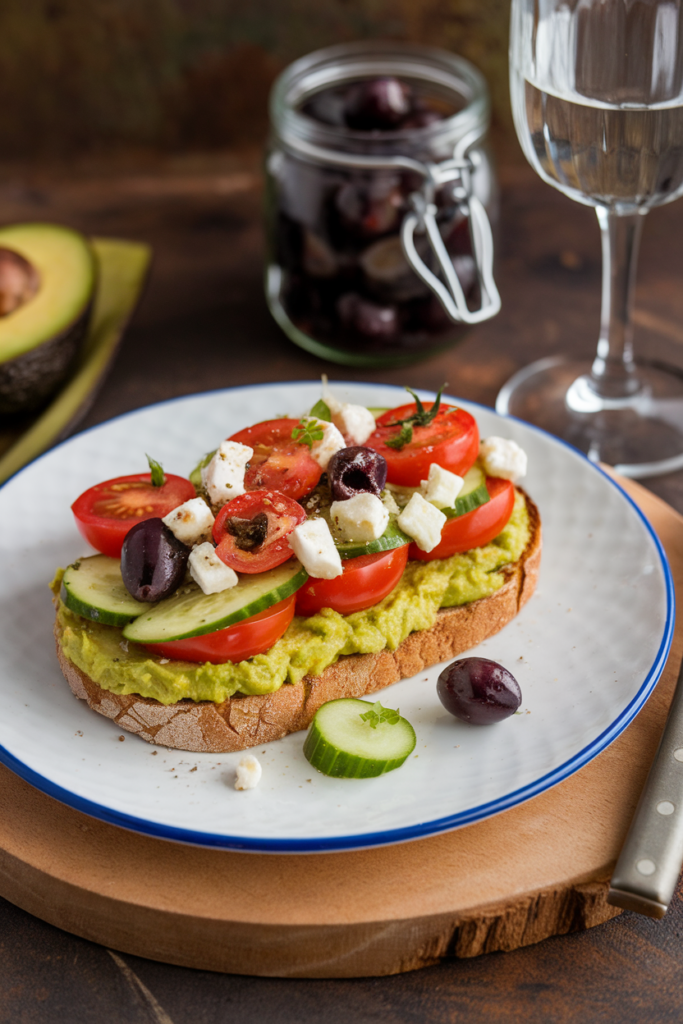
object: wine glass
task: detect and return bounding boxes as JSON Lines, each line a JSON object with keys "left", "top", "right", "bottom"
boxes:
{"left": 497, "top": 0, "right": 683, "bottom": 478}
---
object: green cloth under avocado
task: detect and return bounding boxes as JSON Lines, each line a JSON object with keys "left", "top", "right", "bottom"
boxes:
{"left": 55, "top": 491, "right": 530, "bottom": 706}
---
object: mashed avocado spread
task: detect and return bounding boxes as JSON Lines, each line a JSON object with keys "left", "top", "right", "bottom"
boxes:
{"left": 55, "top": 491, "right": 530, "bottom": 706}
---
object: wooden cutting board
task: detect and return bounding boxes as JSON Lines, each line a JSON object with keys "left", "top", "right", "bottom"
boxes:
{"left": 0, "top": 475, "right": 680, "bottom": 978}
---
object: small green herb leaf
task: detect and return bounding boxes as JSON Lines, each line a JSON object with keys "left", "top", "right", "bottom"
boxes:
{"left": 310, "top": 399, "right": 332, "bottom": 422}
{"left": 385, "top": 423, "right": 414, "bottom": 450}
{"left": 292, "top": 417, "right": 325, "bottom": 449}
{"left": 360, "top": 702, "right": 401, "bottom": 729}
{"left": 146, "top": 454, "right": 166, "bottom": 488}
{"left": 404, "top": 382, "right": 447, "bottom": 427}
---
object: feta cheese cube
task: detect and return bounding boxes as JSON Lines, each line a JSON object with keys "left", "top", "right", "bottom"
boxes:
{"left": 397, "top": 492, "right": 446, "bottom": 552}
{"left": 188, "top": 542, "right": 239, "bottom": 595}
{"left": 162, "top": 497, "right": 215, "bottom": 546}
{"left": 330, "top": 493, "right": 389, "bottom": 543}
{"left": 235, "top": 754, "right": 262, "bottom": 790}
{"left": 201, "top": 440, "right": 253, "bottom": 506}
{"left": 420, "top": 463, "right": 464, "bottom": 510}
{"left": 332, "top": 403, "right": 376, "bottom": 445}
{"left": 479, "top": 437, "right": 527, "bottom": 482}
{"left": 288, "top": 518, "right": 343, "bottom": 579}
{"left": 308, "top": 419, "right": 346, "bottom": 471}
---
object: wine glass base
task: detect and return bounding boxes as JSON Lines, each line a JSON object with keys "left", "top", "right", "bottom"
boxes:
{"left": 496, "top": 356, "right": 683, "bottom": 479}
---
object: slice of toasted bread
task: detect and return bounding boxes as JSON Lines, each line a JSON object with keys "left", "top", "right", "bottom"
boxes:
{"left": 55, "top": 493, "right": 541, "bottom": 753}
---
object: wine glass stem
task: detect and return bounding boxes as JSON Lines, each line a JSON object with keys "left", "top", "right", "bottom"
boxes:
{"left": 590, "top": 206, "right": 646, "bottom": 400}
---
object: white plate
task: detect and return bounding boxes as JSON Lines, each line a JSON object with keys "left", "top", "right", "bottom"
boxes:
{"left": 0, "top": 382, "right": 674, "bottom": 853}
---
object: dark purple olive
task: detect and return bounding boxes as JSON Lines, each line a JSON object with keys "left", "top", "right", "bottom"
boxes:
{"left": 401, "top": 107, "right": 444, "bottom": 130}
{"left": 337, "top": 292, "right": 398, "bottom": 339}
{"left": 328, "top": 446, "right": 388, "bottom": 501}
{"left": 334, "top": 179, "right": 403, "bottom": 238}
{"left": 343, "top": 77, "right": 412, "bottom": 131}
{"left": 121, "top": 518, "right": 190, "bottom": 603}
{"left": 437, "top": 658, "right": 522, "bottom": 725}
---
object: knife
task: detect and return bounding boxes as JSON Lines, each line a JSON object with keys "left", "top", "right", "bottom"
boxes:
{"left": 608, "top": 654, "right": 683, "bottom": 918}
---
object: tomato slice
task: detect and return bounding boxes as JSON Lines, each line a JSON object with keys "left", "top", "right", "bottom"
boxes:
{"left": 295, "top": 545, "right": 409, "bottom": 617}
{"left": 213, "top": 489, "right": 306, "bottom": 573}
{"left": 365, "top": 403, "right": 479, "bottom": 487}
{"left": 229, "top": 418, "right": 322, "bottom": 500}
{"left": 410, "top": 477, "right": 515, "bottom": 561}
{"left": 72, "top": 474, "right": 196, "bottom": 558}
{"left": 142, "top": 595, "right": 296, "bottom": 664}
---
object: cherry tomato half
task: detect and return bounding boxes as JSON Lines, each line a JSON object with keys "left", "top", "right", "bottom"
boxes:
{"left": 295, "top": 545, "right": 409, "bottom": 617}
{"left": 229, "top": 418, "right": 322, "bottom": 500}
{"left": 72, "top": 474, "right": 196, "bottom": 558}
{"left": 410, "top": 477, "right": 515, "bottom": 561}
{"left": 213, "top": 489, "right": 306, "bottom": 574}
{"left": 142, "top": 595, "right": 296, "bottom": 664}
{"left": 366, "top": 403, "right": 479, "bottom": 487}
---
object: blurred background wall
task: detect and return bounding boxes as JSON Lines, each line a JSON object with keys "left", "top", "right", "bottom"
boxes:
{"left": 0, "top": 0, "right": 512, "bottom": 163}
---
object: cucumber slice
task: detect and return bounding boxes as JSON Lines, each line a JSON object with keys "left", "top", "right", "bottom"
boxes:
{"left": 443, "top": 464, "right": 490, "bottom": 520}
{"left": 335, "top": 518, "right": 410, "bottom": 560}
{"left": 304, "top": 699, "right": 416, "bottom": 778}
{"left": 61, "top": 555, "right": 150, "bottom": 626}
{"left": 124, "top": 560, "right": 308, "bottom": 643}
{"left": 366, "top": 406, "right": 390, "bottom": 419}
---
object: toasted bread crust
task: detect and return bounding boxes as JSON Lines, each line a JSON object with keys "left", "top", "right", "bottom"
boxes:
{"left": 55, "top": 494, "right": 541, "bottom": 753}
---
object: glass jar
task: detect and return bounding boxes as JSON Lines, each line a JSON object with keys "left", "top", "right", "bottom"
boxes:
{"left": 265, "top": 41, "right": 499, "bottom": 367}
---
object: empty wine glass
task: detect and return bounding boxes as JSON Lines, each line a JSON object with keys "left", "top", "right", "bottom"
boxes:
{"left": 497, "top": 0, "right": 683, "bottom": 478}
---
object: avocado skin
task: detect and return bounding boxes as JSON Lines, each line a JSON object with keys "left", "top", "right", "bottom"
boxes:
{"left": 0, "top": 301, "right": 91, "bottom": 414}
{"left": 0, "top": 223, "right": 96, "bottom": 415}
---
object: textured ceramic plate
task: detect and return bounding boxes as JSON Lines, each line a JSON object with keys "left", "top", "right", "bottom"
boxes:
{"left": 0, "top": 382, "right": 674, "bottom": 852}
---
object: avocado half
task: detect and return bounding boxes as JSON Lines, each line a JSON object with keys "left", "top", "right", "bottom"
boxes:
{"left": 0, "top": 223, "right": 96, "bottom": 414}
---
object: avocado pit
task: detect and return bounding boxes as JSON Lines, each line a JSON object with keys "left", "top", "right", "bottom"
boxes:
{"left": 0, "top": 247, "right": 40, "bottom": 317}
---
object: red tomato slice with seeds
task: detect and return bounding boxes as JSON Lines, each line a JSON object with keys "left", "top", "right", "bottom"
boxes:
{"left": 295, "top": 545, "right": 409, "bottom": 617}
{"left": 142, "top": 595, "right": 296, "bottom": 664}
{"left": 365, "top": 403, "right": 479, "bottom": 487}
{"left": 72, "top": 474, "right": 196, "bottom": 558}
{"left": 213, "top": 489, "right": 306, "bottom": 574}
{"left": 229, "top": 418, "right": 322, "bottom": 500}
{"left": 409, "top": 477, "right": 515, "bottom": 561}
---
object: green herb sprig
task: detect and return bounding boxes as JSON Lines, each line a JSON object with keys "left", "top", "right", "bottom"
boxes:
{"left": 309, "top": 398, "right": 332, "bottom": 422}
{"left": 292, "top": 417, "right": 325, "bottom": 449}
{"left": 146, "top": 454, "right": 166, "bottom": 488}
{"left": 384, "top": 383, "right": 449, "bottom": 450}
{"left": 360, "top": 702, "right": 401, "bottom": 729}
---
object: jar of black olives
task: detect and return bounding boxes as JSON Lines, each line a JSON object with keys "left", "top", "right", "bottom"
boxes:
{"left": 266, "top": 41, "right": 499, "bottom": 367}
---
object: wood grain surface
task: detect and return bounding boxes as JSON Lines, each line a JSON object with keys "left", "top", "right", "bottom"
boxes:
{"left": 0, "top": 475, "right": 678, "bottom": 978}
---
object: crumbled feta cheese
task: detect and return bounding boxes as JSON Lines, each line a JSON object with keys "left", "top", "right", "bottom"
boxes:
{"left": 308, "top": 419, "right": 346, "bottom": 471}
{"left": 235, "top": 754, "right": 262, "bottom": 790}
{"left": 397, "top": 492, "right": 446, "bottom": 552}
{"left": 332, "top": 404, "right": 376, "bottom": 445}
{"left": 420, "top": 464, "right": 464, "bottom": 510}
{"left": 381, "top": 490, "right": 400, "bottom": 516}
{"left": 330, "top": 493, "right": 389, "bottom": 543}
{"left": 201, "top": 440, "right": 253, "bottom": 505}
{"left": 188, "top": 542, "right": 239, "bottom": 595}
{"left": 479, "top": 437, "right": 527, "bottom": 482}
{"left": 162, "top": 497, "right": 215, "bottom": 546}
{"left": 288, "top": 518, "right": 343, "bottom": 579}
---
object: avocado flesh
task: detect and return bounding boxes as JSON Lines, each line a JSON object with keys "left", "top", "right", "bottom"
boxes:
{"left": 0, "top": 223, "right": 96, "bottom": 413}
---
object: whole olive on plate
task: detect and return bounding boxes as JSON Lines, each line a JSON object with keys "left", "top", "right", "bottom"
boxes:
{"left": 328, "top": 446, "right": 388, "bottom": 501}
{"left": 437, "top": 657, "right": 522, "bottom": 725}
{"left": 121, "top": 518, "right": 190, "bottom": 602}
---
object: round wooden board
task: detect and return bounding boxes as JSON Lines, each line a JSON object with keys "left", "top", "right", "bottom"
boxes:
{"left": 0, "top": 474, "right": 679, "bottom": 978}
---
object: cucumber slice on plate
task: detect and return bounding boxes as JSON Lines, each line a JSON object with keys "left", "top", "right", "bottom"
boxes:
{"left": 304, "top": 698, "right": 416, "bottom": 778}
{"left": 442, "top": 464, "right": 490, "bottom": 520}
{"left": 124, "top": 560, "right": 308, "bottom": 643}
{"left": 61, "top": 555, "right": 150, "bottom": 626}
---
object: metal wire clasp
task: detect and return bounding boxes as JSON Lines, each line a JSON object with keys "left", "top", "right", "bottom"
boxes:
{"left": 400, "top": 157, "right": 501, "bottom": 325}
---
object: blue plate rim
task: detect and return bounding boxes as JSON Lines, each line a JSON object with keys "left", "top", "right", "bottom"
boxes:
{"left": 0, "top": 381, "right": 675, "bottom": 853}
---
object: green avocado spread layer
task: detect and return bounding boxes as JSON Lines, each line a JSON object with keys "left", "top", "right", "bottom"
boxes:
{"left": 54, "top": 491, "right": 530, "bottom": 706}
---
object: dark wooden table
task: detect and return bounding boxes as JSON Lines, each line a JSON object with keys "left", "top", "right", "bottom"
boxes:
{"left": 2, "top": 153, "right": 683, "bottom": 1022}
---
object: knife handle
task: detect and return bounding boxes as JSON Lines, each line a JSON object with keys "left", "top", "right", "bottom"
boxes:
{"left": 609, "top": 661, "right": 683, "bottom": 918}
